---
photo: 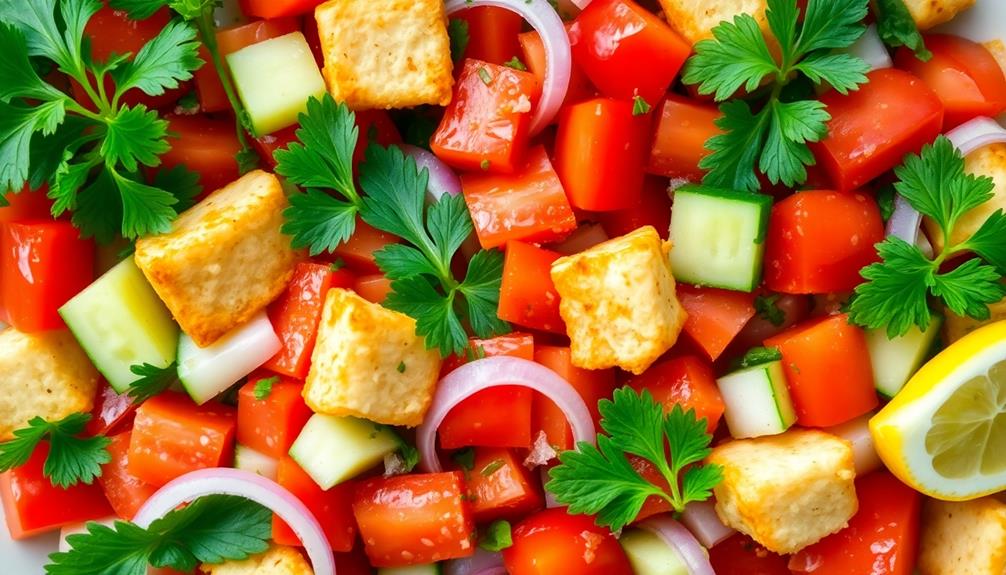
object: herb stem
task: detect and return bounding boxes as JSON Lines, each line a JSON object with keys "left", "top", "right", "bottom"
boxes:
{"left": 63, "top": 99, "right": 106, "bottom": 124}
{"left": 194, "top": 10, "right": 255, "bottom": 158}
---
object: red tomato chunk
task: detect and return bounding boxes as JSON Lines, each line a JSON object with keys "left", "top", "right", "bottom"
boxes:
{"left": 99, "top": 431, "right": 158, "bottom": 520}
{"left": 497, "top": 241, "right": 566, "bottom": 334}
{"left": 627, "top": 355, "right": 725, "bottom": 433}
{"left": 677, "top": 284, "right": 757, "bottom": 361}
{"left": 273, "top": 456, "right": 357, "bottom": 552}
{"left": 532, "top": 345, "right": 617, "bottom": 451}
{"left": 648, "top": 95, "right": 723, "bottom": 181}
{"left": 463, "top": 447, "right": 544, "bottom": 524}
{"left": 503, "top": 507, "right": 633, "bottom": 575}
{"left": 237, "top": 372, "right": 313, "bottom": 458}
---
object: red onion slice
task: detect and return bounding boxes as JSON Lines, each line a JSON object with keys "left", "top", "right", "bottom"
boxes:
{"left": 826, "top": 414, "right": 882, "bottom": 475}
{"left": 679, "top": 500, "right": 734, "bottom": 548}
{"left": 885, "top": 194, "right": 924, "bottom": 245}
{"left": 846, "top": 24, "right": 892, "bottom": 72}
{"left": 445, "top": 0, "right": 571, "bottom": 135}
{"left": 133, "top": 468, "right": 336, "bottom": 575}
{"left": 946, "top": 116, "right": 1006, "bottom": 157}
{"left": 417, "top": 356, "right": 595, "bottom": 472}
{"left": 444, "top": 548, "right": 507, "bottom": 575}
{"left": 639, "top": 515, "right": 716, "bottom": 575}
{"left": 402, "top": 144, "right": 463, "bottom": 202}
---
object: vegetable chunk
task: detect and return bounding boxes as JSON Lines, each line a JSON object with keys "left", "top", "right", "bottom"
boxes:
{"left": 918, "top": 497, "right": 1006, "bottom": 575}
{"left": 656, "top": 0, "right": 770, "bottom": 44}
{"left": 902, "top": 0, "right": 975, "bottom": 30}
{"left": 202, "top": 544, "right": 314, "bottom": 575}
{"left": 134, "top": 170, "right": 302, "bottom": 347}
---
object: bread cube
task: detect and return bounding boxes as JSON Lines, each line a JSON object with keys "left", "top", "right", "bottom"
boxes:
{"left": 925, "top": 143, "right": 1006, "bottom": 253}
{"left": 657, "top": 0, "right": 771, "bottom": 45}
{"left": 902, "top": 0, "right": 975, "bottom": 30}
{"left": 708, "top": 429, "right": 858, "bottom": 554}
{"left": 202, "top": 544, "right": 314, "bottom": 575}
{"left": 314, "top": 0, "right": 453, "bottom": 110}
{"left": 919, "top": 497, "right": 1006, "bottom": 575}
{"left": 304, "top": 288, "right": 441, "bottom": 427}
{"left": 550, "top": 226, "right": 687, "bottom": 375}
{"left": 0, "top": 328, "right": 100, "bottom": 440}
{"left": 134, "top": 170, "right": 302, "bottom": 347}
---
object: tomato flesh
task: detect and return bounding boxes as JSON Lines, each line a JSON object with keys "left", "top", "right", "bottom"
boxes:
{"left": 532, "top": 345, "right": 617, "bottom": 451}
{"left": 503, "top": 507, "right": 633, "bottom": 575}
{"left": 626, "top": 355, "right": 725, "bottom": 433}
{"left": 648, "top": 96, "right": 722, "bottom": 181}
{"left": 273, "top": 456, "right": 357, "bottom": 552}
{"left": 676, "top": 284, "right": 757, "bottom": 361}
{"left": 236, "top": 372, "right": 313, "bottom": 458}
{"left": 497, "top": 241, "right": 566, "bottom": 334}
{"left": 463, "top": 447, "right": 544, "bottom": 524}
{"left": 99, "top": 432, "right": 158, "bottom": 519}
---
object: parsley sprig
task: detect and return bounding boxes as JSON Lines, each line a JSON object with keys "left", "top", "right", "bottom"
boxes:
{"left": 46, "top": 494, "right": 271, "bottom": 575}
{"left": 873, "top": 0, "right": 931, "bottom": 61}
{"left": 0, "top": 413, "right": 110, "bottom": 489}
{"left": 546, "top": 388, "right": 723, "bottom": 532}
{"left": 850, "top": 136, "right": 1006, "bottom": 337}
{"left": 682, "top": 0, "right": 870, "bottom": 192}
{"left": 127, "top": 362, "right": 179, "bottom": 404}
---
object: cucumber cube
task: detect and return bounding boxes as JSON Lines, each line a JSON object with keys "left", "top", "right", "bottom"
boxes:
{"left": 866, "top": 318, "right": 942, "bottom": 399}
{"left": 289, "top": 414, "right": 399, "bottom": 489}
{"left": 669, "top": 185, "right": 772, "bottom": 292}
{"left": 717, "top": 359, "right": 796, "bottom": 439}
{"left": 59, "top": 258, "right": 178, "bottom": 393}
{"left": 377, "top": 565, "right": 442, "bottom": 575}
{"left": 619, "top": 528, "right": 690, "bottom": 575}
{"left": 227, "top": 32, "right": 326, "bottom": 136}
{"left": 233, "top": 444, "right": 279, "bottom": 481}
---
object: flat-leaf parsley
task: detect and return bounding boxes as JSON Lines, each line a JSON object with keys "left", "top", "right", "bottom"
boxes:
{"left": 0, "top": 413, "right": 111, "bottom": 488}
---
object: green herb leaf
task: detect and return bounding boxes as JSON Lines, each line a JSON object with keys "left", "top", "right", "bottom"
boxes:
{"left": 109, "top": 0, "right": 169, "bottom": 20}
{"left": 253, "top": 376, "right": 279, "bottom": 400}
{"left": 754, "top": 294, "right": 785, "bottom": 326}
{"left": 447, "top": 19, "right": 469, "bottom": 63}
{"left": 452, "top": 447, "right": 475, "bottom": 472}
{"left": 737, "top": 346, "right": 783, "bottom": 369}
{"left": 385, "top": 427, "right": 421, "bottom": 473}
{"left": 101, "top": 105, "right": 170, "bottom": 172}
{"left": 111, "top": 18, "right": 202, "bottom": 98}
{"left": 479, "top": 520, "right": 513, "bottom": 552}
{"left": 127, "top": 362, "right": 179, "bottom": 404}
{"left": 0, "top": 413, "right": 111, "bottom": 489}
{"left": 504, "top": 56, "right": 527, "bottom": 71}
{"left": 874, "top": 0, "right": 931, "bottom": 61}
{"left": 632, "top": 95, "right": 652, "bottom": 116}
{"left": 282, "top": 189, "right": 359, "bottom": 256}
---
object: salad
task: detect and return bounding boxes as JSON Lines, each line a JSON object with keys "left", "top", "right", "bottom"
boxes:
{"left": 1, "top": 0, "right": 1006, "bottom": 574}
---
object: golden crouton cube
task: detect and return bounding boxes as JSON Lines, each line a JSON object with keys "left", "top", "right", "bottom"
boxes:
{"left": 985, "top": 40, "right": 1006, "bottom": 73}
{"left": 902, "top": 0, "right": 975, "bottom": 30}
{"left": 919, "top": 497, "right": 1006, "bottom": 575}
{"left": 708, "top": 429, "right": 858, "bottom": 554}
{"left": 134, "top": 170, "right": 302, "bottom": 347}
{"left": 551, "top": 226, "right": 687, "bottom": 375}
{"left": 944, "top": 293, "right": 1006, "bottom": 344}
{"left": 202, "top": 544, "right": 314, "bottom": 575}
{"left": 314, "top": 0, "right": 453, "bottom": 110}
{"left": 657, "top": 0, "right": 770, "bottom": 44}
{"left": 304, "top": 288, "right": 441, "bottom": 427}
{"left": 0, "top": 328, "right": 100, "bottom": 440}
{"left": 925, "top": 143, "right": 1006, "bottom": 254}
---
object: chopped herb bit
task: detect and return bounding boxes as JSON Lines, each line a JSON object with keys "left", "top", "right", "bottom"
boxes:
{"left": 504, "top": 56, "right": 528, "bottom": 71}
{"left": 479, "top": 519, "right": 513, "bottom": 552}
{"left": 754, "top": 294, "right": 786, "bottom": 326}
{"left": 632, "top": 95, "right": 652, "bottom": 116}
{"left": 0, "top": 413, "right": 110, "bottom": 489}
{"left": 477, "top": 66, "right": 493, "bottom": 85}
{"left": 480, "top": 458, "right": 506, "bottom": 477}
{"left": 253, "top": 376, "right": 279, "bottom": 400}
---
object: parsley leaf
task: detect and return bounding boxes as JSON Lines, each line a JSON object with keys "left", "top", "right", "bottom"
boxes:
{"left": 46, "top": 494, "right": 271, "bottom": 575}
{"left": 253, "top": 376, "right": 278, "bottom": 400}
{"left": 682, "top": 0, "right": 870, "bottom": 191}
{"left": 546, "top": 388, "right": 723, "bottom": 532}
{"left": 447, "top": 19, "right": 469, "bottom": 63}
{"left": 504, "top": 56, "right": 527, "bottom": 71}
{"left": 874, "top": 0, "right": 931, "bottom": 61}
{"left": 110, "top": 18, "right": 202, "bottom": 97}
{"left": 632, "top": 95, "right": 652, "bottom": 116}
{"left": 479, "top": 520, "right": 513, "bottom": 552}
{"left": 127, "top": 362, "right": 179, "bottom": 404}
{"left": 754, "top": 294, "right": 786, "bottom": 326}
{"left": 0, "top": 413, "right": 111, "bottom": 489}
{"left": 849, "top": 136, "right": 1006, "bottom": 337}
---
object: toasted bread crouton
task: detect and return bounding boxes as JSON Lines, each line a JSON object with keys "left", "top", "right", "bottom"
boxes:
{"left": 0, "top": 328, "right": 99, "bottom": 440}
{"left": 986, "top": 40, "right": 1006, "bottom": 74}
{"left": 134, "top": 170, "right": 302, "bottom": 347}
{"left": 925, "top": 143, "right": 1006, "bottom": 254}
{"left": 919, "top": 497, "right": 1006, "bottom": 575}
{"left": 944, "top": 293, "right": 1006, "bottom": 343}
{"left": 902, "top": 0, "right": 975, "bottom": 30}
{"left": 202, "top": 544, "right": 314, "bottom": 575}
{"left": 709, "top": 429, "right": 858, "bottom": 554}
{"left": 551, "top": 226, "right": 687, "bottom": 375}
{"left": 658, "top": 0, "right": 770, "bottom": 45}
{"left": 304, "top": 288, "right": 441, "bottom": 427}
{"left": 314, "top": 0, "right": 453, "bottom": 110}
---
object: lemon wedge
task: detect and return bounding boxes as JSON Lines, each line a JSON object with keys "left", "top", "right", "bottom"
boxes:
{"left": 870, "top": 320, "right": 1006, "bottom": 500}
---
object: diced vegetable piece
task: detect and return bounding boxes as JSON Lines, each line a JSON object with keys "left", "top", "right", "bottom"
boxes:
{"left": 619, "top": 528, "right": 689, "bottom": 575}
{"left": 677, "top": 284, "right": 756, "bottom": 361}
{"left": 765, "top": 315, "right": 878, "bottom": 428}
{"left": 717, "top": 359, "right": 796, "bottom": 438}
{"left": 237, "top": 372, "right": 313, "bottom": 458}
{"left": 160, "top": 114, "right": 245, "bottom": 193}
{"left": 532, "top": 345, "right": 617, "bottom": 451}
{"left": 353, "top": 273, "right": 391, "bottom": 304}
{"left": 233, "top": 444, "right": 279, "bottom": 480}
{"left": 0, "top": 443, "right": 113, "bottom": 540}
{"left": 669, "top": 185, "right": 772, "bottom": 292}
{"left": 99, "top": 432, "right": 157, "bottom": 519}
{"left": 377, "top": 564, "right": 442, "bottom": 575}
{"left": 177, "top": 312, "right": 282, "bottom": 405}
{"left": 2, "top": 221, "right": 94, "bottom": 332}
{"left": 709, "top": 534, "right": 790, "bottom": 575}
{"left": 84, "top": 382, "right": 137, "bottom": 437}
{"left": 227, "top": 32, "right": 326, "bottom": 136}
{"left": 60, "top": 259, "right": 178, "bottom": 393}
{"left": 866, "top": 318, "right": 942, "bottom": 399}
{"left": 333, "top": 219, "right": 400, "bottom": 274}
{"left": 503, "top": 508, "right": 633, "bottom": 575}
{"left": 453, "top": 6, "right": 523, "bottom": 65}
{"left": 289, "top": 414, "right": 398, "bottom": 489}
{"left": 598, "top": 176, "right": 673, "bottom": 241}
{"left": 273, "top": 455, "right": 357, "bottom": 552}
{"left": 518, "top": 26, "right": 593, "bottom": 107}
{"left": 497, "top": 241, "right": 565, "bottom": 334}
{"left": 353, "top": 472, "right": 475, "bottom": 567}
{"left": 128, "top": 391, "right": 236, "bottom": 486}
{"left": 647, "top": 96, "right": 721, "bottom": 181}
{"left": 441, "top": 332, "right": 535, "bottom": 376}
{"left": 627, "top": 355, "right": 724, "bottom": 434}
{"left": 240, "top": 0, "right": 326, "bottom": 19}
{"left": 462, "top": 447, "right": 544, "bottom": 523}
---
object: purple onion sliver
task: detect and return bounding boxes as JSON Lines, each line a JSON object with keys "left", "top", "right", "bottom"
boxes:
{"left": 639, "top": 515, "right": 716, "bottom": 575}
{"left": 444, "top": 548, "right": 507, "bottom": 575}
{"left": 945, "top": 116, "right": 1006, "bottom": 157}
{"left": 680, "top": 500, "right": 734, "bottom": 548}
{"left": 401, "top": 144, "right": 463, "bottom": 201}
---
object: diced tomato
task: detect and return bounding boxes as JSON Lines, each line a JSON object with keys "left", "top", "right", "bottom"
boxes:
{"left": 237, "top": 372, "right": 313, "bottom": 458}
{"left": 647, "top": 95, "right": 722, "bottom": 181}
{"left": 812, "top": 69, "right": 943, "bottom": 191}
{"left": 253, "top": 125, "right": 299, "bottom": 169}
{"left": 441, "top": 332, "right": 535, "bottom": 375}
{"left": 789, "top": 472, "right": 921, "bottom": 575}
{"left": 439, "top": 386, "right": 534, "bottom": 450}
{"left": 677, "top": 284, "right": 756, "bottom": 361}
{"left": 532, "top": 346, "right": 617, "bottom": 451}
{"left": 463, "top": 447, "right": 544, "bottom": 523}
{"left": 335, "top": 547, "right": 374, "bottom": 575}
{"left": 353, "top": 110, "right": 402, "bottom": 166}
{"left": 240, "top": 0, "right": 325, "bottom": 19}
{"left": 160, "top": 115, "right": 244, "bottom": 193}
{"left": 264, "top": 262, "right": 352, "bottom": 379}
{"left": 431, "top": 59, "right": 539, "bottom": 174}
{"left": 519, "top": 27, "right": 594, "bottom": 106}
{"left": 85, "top": 382, "right": 137, "bottom": 437}
{"left": 497, "top": 241, "right": 565, "bottom": 334}
{"left": 895, "top": 34, "right": 1006, "bottom": 129}
{"left": 99, "top": 432, "right": 157, "bottom": 519}
{"left": 626, "top": 355, "right": 724, "bottom": 433}
{"left": 709, "top": 533, "right": 790, "bottom": 575}
{"left": 1, "top": 443, "right": 113, "bottom": 539}
{"left": 764, "top": 314, "right": 878, "bottom": 427}
{"left": 353, "top": 472, "right": 474, "bottom": 567}
{"left": 554, "top": 98, "right": 649, "bottom": 211}
{"left": 1, "top": 221, "right": 94, "bottom": 332}
{"left": 569, "top": 0, "right": 690, "bottom": 103}
{"left": 302, "top": 15, "right": 324, "bottom": 67}
{"left": 332, "top": 219, "right": 400, "bottom": 274}
{"left": 503, "top": 507, "right": 633, "bottom": 575}
{"left": 273, "top": 456, "right": 357, "bottom": 551}
{"left": 598, "top": 176, "right": 673, "bottom": 240}
{"left": 763, "top": 190, "right": 884, "bottom": 294}
{"left": 461, "top": 145, "right": 577, "bottom": 249}
{"left": 733, "top": 293, "right": 812, "bottom": 352}
{"left": 353, "top": 273, "right": 391, "bottom": 304}
{"left": 630, "top": 456, "right": 673, "bottom": 522}
{"left": 127, "top": 391, "right": 237, "bottom": 486}
{"left": 454, "top": 7, "right": 524, "bottom": 65}
{"left": 193, "top": 46, "right": 230, "bottom": 113}
{"left": 0, "top": 187, "right": 53, "bottom": 223}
